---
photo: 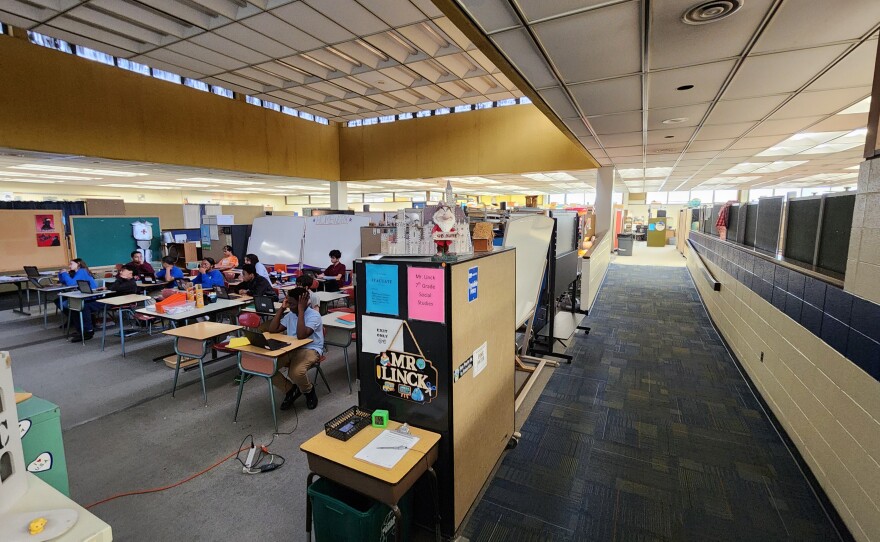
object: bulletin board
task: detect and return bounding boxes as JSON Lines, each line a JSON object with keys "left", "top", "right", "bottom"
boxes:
{"left": 0, "top": 209, "right": 68, "bottom": 273}
{"left": 70, "top": 216, "right": 162, "bottom": 267}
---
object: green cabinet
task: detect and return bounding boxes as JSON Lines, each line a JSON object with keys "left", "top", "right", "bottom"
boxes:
{"left": 16, "top": 394, "right": 69, "bottom": 496}
{"left": 647, "top": 217, "right": 667, "bottom": 247}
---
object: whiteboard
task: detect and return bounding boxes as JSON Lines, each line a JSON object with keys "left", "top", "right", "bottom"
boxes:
{"left": 247, "top": 216, "right": 305, "bottom": 264}
{"left": 503, "top": 215, "right": 554, "bottom": 328}
{"left": 302, "top": 214, "right": 371, "bottom": 268}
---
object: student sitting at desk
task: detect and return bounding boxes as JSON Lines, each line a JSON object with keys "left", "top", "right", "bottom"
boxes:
{"left": 191, "top": 257, "right": 225, "bottom": 289}
{"left": 234, "top": 264, "right": 276, "bottom": 299}
{"left": 156, "top": 256, "right": 184, "bottom": 282}
{"left": 217, "top": 245, "right": 239, "bottom": 280}
{"left": 72, "top": 265, "right": 139, "bottom": 341}
{"left": 56, "top": 258, "right": 97, "bottom": 311}
{"left": 266, "top": 287, "right": 324, "bottom": 411}
{"left": 317, "top": 249, "right": 345, "bottom": 292}
{"left": 244, "top": 253, "right": 270, "bottom": 282}
{"left": 126, "top": 251, "right": 155, "bottom": 279}
{"left": 295, "top": 273, "right": 320, "bottom": 310}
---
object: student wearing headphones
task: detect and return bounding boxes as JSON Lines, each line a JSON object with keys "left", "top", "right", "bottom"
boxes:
{"left": 266, "top": 287, "right": 324, "bottom": 410}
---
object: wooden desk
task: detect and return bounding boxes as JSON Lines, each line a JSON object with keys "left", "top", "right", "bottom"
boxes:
{"left": 229, "top": 333, "right": 312, "bottom": 431}
{"left": 1, "top": 474, "right": 112, "bottom": 541}
{"left": 97, "top": 294, "right": 152, "bottom": 357}
{"left": 31, "top": 283, "right": 76, "bottom": 328}
{"left": 314, "top": 291, "right": 347, "bottom": 314}
{"left": 58, "top": 290, "right": 108, "bottom": 344}
{"left": 301, "top": 421, "right": 441, "bottom": 542}
{"left": 163, "top": 322, "right": 242, "bottom": 404}
{"left": 135, "top": 297, "right": 248, "bottom": 325}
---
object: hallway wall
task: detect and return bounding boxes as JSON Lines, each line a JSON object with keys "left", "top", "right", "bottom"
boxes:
{"left": 686, "top": 241, "right": 880, "bottom": 541}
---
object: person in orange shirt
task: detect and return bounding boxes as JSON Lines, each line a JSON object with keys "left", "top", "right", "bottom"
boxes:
{"left": 216, "top": 245, "right": 239, "bottom": 281}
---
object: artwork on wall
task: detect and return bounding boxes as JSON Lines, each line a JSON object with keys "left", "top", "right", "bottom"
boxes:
{"left": 36, "top": 233, "right": 60, "bottom": 247}
{"left": 35, "top": 214, "right": 55, "bottom": 232}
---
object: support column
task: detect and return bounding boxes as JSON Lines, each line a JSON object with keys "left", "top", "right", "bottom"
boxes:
{"left": 595, "top": 166, "right": 614, "bottom": 235}
{"left": 330, "top": 181, "right": 348, "bottom": 210}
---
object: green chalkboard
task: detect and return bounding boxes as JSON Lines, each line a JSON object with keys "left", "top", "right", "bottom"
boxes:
{"left": 71, "top": 216, "right": 162, "bottom": 267}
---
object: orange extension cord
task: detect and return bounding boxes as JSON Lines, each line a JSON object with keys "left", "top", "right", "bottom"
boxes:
{"left": 85, "top": 447, "right": 248, "bottom": 509}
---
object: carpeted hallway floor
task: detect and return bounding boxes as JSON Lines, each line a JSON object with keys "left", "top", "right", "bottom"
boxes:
{"left": 463, "top": 263, "right": 847, "bottom": 541}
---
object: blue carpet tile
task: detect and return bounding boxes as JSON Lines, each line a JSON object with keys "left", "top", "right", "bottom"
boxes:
{"left": 463, "top": 264, "right": 844, "bottom": 542}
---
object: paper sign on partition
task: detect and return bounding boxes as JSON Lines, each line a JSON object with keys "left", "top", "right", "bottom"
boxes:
{"left": 407, "top": 266, "right": 445, "bottom": 323}
{"left": 366, "top": 263, "right": 399, "bottom": 316}
{"left": 473, "top": 341, "right": 488, "bottom": 377}
{"left": 361, "top": 315, "right": 405, "bottom": 354}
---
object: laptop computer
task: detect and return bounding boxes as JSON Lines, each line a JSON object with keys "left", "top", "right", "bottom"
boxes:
{"left": 77, "top": 280, "right": 94, "bottom": 294}
{"left": 24, "top": 266, "right": 41, "bottom": 278}
{"left": 175, "top": 279, "right": 188, "bottom": 290}
{"left": 142, "top": 276, "right": 155, "bottom": 284}
{"left": 214, "top": 286, "right": 242, "bottom": 300}
{"left": 243, "top": 330, "right": 289, "bottom": 351}
{"left": 253, "top": 296, "right": 276, "bottom": 313}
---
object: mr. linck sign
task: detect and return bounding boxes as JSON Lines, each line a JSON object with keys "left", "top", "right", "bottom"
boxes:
{"left": 375, "top": 350, "right": 439, "bottom": 404}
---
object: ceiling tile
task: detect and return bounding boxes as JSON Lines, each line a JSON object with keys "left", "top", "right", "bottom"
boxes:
{"left": 533, "top": 1, "right": 641, "bottom": 83}
{"left": 648, "top": 0, "right": 776, "bottom": 70}
{"left": 598, "top": 132, "right": 643, "bottom": 148}
{"left": 459, "top": 0, "right": 520, "bottom": 33}
{"left": 695, "top": 122, "right": 755, "bottom": 140}
{"left": 517, "top": 0, "right": 610, "bottom": 23}
{"left": 538, "top": 87, "right": 579, "bottom": 119}
{"left": 588, "top": 111, "right": 643, "bottom": 135}
{"left": 563, "top": 118, "right": 592, "bottom": 138}
{"left": 646, "top": 127, "right": 695, "bottom": 144}
{"left": 753, "top": 0, "right": 880, "bottom": 53}
{"left": 772, "top": 87, "right": 871, "bottom": 119}
{"left": 190, "top": 32, "right": 271, "bottom": 65}
{"left": 648, "top": 60, "right": 736, "bottom": 108}
{"left": 490, "top": 28, "right": 557, "bottom": 89}
{"left": 410, "top": 0, "right": 443, "bottom": 18}
{"left": 214, "top": 23, "right": 296, "bottom": 59}
{"left": 241, "top": 13, "right": 323, "bottom": 52}
{"left": 706, "top": 95, "right": 789, "bottom": 124}
{"left": 687, "top": 139, "right": 735, "bottom": 152}
{"left": 569, "top": 75, "right": 641, "bottom": 116}
{"left": 167, "top": 41, "right": 246, "bottom": 71}
{"left": 746, "top": 116, "right": 824, "bottom": 137}
{"left": 809, "top": 38, "right": 878, "bottom": 91}
{"left": 723, "top": 44, "right": 850, "bottom": 99}
{"left": 304, "top": 0, "right": 390, "bottom": 35}
{"left": 356, "top": 0, "right": 427, "bottom": 27}
{"left": 646, "top": 103, "right": 710, "bottom": 130}
{"left": 808, "top": 114, "right": 869, "bottom": 132}
{"left": 272, "top": 2, "right": 354, "bottom": 44}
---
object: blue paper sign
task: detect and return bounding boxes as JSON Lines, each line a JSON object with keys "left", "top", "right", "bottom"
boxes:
{"left": 366, "top": 263, "right": 399, "bottom": 316}
{"left": 468, "top": 266, "right": 478, "bottom": 302}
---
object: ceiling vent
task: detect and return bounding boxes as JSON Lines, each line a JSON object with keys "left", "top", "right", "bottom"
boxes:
{"left": 682, "top": 0, "right": 743, "bottom": 25}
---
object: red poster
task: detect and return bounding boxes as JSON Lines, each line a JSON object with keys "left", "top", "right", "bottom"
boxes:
{"left": 36, "top": 233, "right": 60, "bottom": 247}
{"left": 36, "top": 214, "right": 55, "bottom": 232}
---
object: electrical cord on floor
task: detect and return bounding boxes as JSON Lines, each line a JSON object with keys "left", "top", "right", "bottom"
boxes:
{"left": 85, "top": 445, "right": 249, "bottom": 510}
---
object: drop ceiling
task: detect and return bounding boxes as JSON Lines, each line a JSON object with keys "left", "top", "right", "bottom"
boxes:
{"left": 449, "top": 0, "right": 880, "bottom": 192}
{"left": 0, "top": 0, "right": 523, "bottom": 122}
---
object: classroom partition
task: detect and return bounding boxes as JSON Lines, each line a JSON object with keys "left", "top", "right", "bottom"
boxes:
{"left": 0, "top": 209, "right": 68, "bottom": 273}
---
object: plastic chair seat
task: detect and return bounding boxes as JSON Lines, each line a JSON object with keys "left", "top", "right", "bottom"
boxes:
{"left": 234, "top": 351, "right": 280, "bottom": 432}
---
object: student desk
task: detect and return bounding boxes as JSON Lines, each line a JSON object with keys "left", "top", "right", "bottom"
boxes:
{"left": 97, "top": 294, "right": 152, "bottom": 356}
{"left": 321, "top": 312, "right": 355, "bottom": 392}
{"left": 135, "top": 298, "right": 249, "bottom": 327}
{"left": 229, "top": 333, "right": 312, "bottom": 431}
{"left": 2, "top": 474, "right": 112, "bottom": 542}
{"left": 313, "top": 291, "right": 348, "bottom": 314}
{"left": 31, "top": 282, "right": 76, "bottom": 328}
{"left": 57, "top": 290, "right": 108, "bottom": 344}
{"left": 163, "top": 322, "right": 242, "bottom": 405}
{"left": 0, "top": 275, "right": 30, "bottom": 315}
{"left": 301, "top": 421, "right": 441, "bottom": 542}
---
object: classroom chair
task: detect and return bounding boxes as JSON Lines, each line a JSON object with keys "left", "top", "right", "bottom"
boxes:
{"left": 322, "top": 324, "right": 353, "bottom": 393}
{"left": 234, "top": 351, "right": 281, "bottom": 432}
{"left": 171, "top": 336, "right": 210, "bottom": 406}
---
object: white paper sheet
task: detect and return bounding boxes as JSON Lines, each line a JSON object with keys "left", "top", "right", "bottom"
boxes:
{"left": 354, "top": 430, "right": 420, "bottom": 469}
{"left": 361, "top": 315, "right": 404, "bottom": 354}
{"left": 473, "top": 341, "right": 488, "bottom": 377}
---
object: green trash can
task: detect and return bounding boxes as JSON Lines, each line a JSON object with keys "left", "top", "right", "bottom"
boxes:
{"left": 308, "top": 477, "right": 412, "bottom": 542}
{"left": 15, "top": 393, "right": 69, "bottom": 496}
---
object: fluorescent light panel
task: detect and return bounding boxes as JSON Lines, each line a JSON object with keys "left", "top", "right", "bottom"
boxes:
{"left": 11, "top": 164, "right": 147, "bottom": 177}
{"left": 178, "top": 177, "right": 265, "bottom": 185}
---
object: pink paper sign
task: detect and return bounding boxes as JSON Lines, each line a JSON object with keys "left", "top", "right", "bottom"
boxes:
{"left": 408, "top": 266, "right": 445, "bottom": 323}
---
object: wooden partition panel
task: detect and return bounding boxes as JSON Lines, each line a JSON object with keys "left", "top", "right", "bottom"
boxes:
{"left": 0, "top": 210, "right": 67, "bottom": 273}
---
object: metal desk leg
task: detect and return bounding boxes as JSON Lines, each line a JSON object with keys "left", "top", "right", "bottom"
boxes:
{"left": 42, "top": 291, "right": 49, "bottom": 328}
{"left": 198, "top": 356, "right": 207, "bottom": 405}
{"left": 391, "top": 504, "right": 403, "bottom": 542}
{"left": 428, "top": 467, "right": 441, "bottom": 542}
{"left": 119, "top": 307, "right": 126, "bottom": 357}
{"left": 79, "top": 310, "right": 85, "bottom": 345}
{"left": 306, "top": 472, "right": 318, "bottom": 542}
{"left": 13, "top": 282, "right": 30, "bottom": 316}
{"left": 101, "top": 305, "right": 108, "bottom": 351}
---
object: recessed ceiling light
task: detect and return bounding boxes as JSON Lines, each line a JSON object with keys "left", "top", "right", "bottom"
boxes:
{"left": 676, "top": 84, "right": 695, "bottom": 91}
{"left": 682, "top": 0, "right": 743, "bottom": 25}
{"left": 661, "top": 117, "right": 689, "bottom": 125}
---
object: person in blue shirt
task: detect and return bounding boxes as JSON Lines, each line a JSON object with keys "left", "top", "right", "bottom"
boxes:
{"left": 191, "top": 257, "right": 224, "bottom": 289}
{"left": 156, "top": 256, "right": 184, "bottom": 282}
{"left": 56, "top": 258, "right": 97, "bottom": 311}
{"left": 266, "top": 287, "right": 324, "bottom": 411}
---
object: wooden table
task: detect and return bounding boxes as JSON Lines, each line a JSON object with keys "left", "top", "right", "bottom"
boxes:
{"left": 57, "top": 290, "right": 108, "bottom": 344}
{"left": 135, "top": 297, "right": 249, "bottom": 326}
{"left": 229, "top": 333, "right": 312, "bottom": 431}
{"left": 163, "top": 322, "right": 242, "bottom": 405}
{"left": 97, "top": 294, "right": 152, "bottom": 356}
{"left": 321, "top": 313, "right": 355, "bottom": 392}
{"left": 301, "top": 420, "right": 441, "bottom": 542}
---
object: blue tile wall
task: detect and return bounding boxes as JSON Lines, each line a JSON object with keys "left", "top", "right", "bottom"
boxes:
{"left": 689, "top": 231, "right": 880, "bottom": 384}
